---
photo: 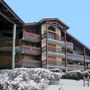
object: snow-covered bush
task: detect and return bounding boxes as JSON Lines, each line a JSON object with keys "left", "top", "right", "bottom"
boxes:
{"left": 62, "top": 70, "right": 90, "bottom": 80}
{"left": 0, "top": 68, "right": 61, "bottom": 90}
{"left": 62, "top": 70, "right": 82, "bottom": 80}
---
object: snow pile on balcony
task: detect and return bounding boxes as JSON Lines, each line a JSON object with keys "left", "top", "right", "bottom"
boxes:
{"left": 0, "top": 68, "right": 61, "bottom": 90}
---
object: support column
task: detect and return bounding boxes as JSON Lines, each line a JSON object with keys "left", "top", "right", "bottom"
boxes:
{"left": 12, "top": 24, "right": 16, "bottom": 69}
{"left": 84, "top": 48, "right": 86, "bottom": 71}
{"left": 46, "top": 21, "right": 48, "bottom": 69}
{"left": 64, "top": 30, "right": 67, "bottom": 72}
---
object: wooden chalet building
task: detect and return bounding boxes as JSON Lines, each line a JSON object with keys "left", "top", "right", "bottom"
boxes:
{"left": 0, "top": 0, "right": 90, "bottom": 71}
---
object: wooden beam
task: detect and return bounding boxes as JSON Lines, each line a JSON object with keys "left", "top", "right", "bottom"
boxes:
{"left": 0, "top": 9, "right": 9, "bottom": 12}
{"left": 84, "top": 48, "right": 86, "bottom": 71}
{"left": 47, "top": 30, "right": 56, "bottom": 34}
{"left": 64, "top": 30, "right": 67, "bottom": 72}
{"left": 0, "top": 11, "right": 14, "bottom": 24}
{"left": 47, "top": 22, "right": 64, "bottom": 29}
{"left": 46, "top": 21, "right": 48, "bottom": 69}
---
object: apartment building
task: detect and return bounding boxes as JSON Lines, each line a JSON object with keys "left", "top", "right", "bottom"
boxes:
{"left": 0, "top": 0, "right": 90, "bottom": 71}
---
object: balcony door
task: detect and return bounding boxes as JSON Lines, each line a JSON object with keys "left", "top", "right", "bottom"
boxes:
{"left": 48, "top": 32, "right": 54, "bottom": 39}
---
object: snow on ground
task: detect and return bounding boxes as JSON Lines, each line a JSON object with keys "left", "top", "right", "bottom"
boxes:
{"left": 0, "top": 68, "right": 61, "bottom": 90}
{"left": 0, "top": 68, "right": 90, "bottom": 90}
{"left": 46, "top": 79, "right": 90, "bottom": 90}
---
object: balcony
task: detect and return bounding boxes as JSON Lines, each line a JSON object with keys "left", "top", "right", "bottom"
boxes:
{"left": 0, "top": 38, "right": 20, "bottom": 47}
{"left": 42, "top": 46, "right": 65, "bottom": 58}
{"left": 66, "top": 53, "right": 84, "bottom": 61}
{"left": 22, "top": 60, "right": 41, "bottom": 67}
{"left": 42, "top": 60, "right": 61, "bottom": 67}
{"left": 62, "top": 53, "right": 90, "bottom": 63}
{"left": 86, "top": 56, "right": 90, "bottom": 60}
{"left": 42, "top": 46, "right": 61, "bottom": 53}
{"left": 42, "top": 32, "right": 73, "bottom": 50}
{"left": 42, "top": 32, "right": 64, "bottom": 46}
{"left": 22, "top": 31, "right": 40, "bottom": 43}
{"left": 0, "top": 38, "right": 21, "bottom": 53}
{"left": 0, "top": 38, "right": 41, "bottom": 55}
{"left": 66, "top": 42, "right": 73, "bottom": 50}
{"left": 21, "top": 45, "right": 41, "bottom": 56}
{"left": 67, "top": 64, "right": 84, "bottom": 71}
{"left": 61, "top": 37, "right": 73, "bottom": 50}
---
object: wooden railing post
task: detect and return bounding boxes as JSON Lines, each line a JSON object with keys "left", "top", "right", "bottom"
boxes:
{"left": 12, "top": 24, "right": 16, "bottom": 69}
{"left": 64, "top": 30, "right": 67, "bottom": 72}
{"left": 46, "top": 21, "right": 48, "bottom": 69}
{"left": 84, "top": 48, "right": 86, "bottom": 71}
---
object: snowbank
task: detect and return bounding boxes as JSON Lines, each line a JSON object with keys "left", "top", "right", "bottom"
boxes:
{"left": 0, "top": 68, "right": 61, "bottom": 90}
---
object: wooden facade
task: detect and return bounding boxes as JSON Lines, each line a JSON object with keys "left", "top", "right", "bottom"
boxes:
{"left": 0, "top": 0, "right": 90, "bottom": 71}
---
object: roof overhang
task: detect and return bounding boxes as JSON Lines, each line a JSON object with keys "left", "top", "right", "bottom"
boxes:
{"left": 67, "top": 32, "right": 90, "bottom": 55}
{"left": 0, "top": 0, "right": 24, "bottom": 27}
{"left": 39, "top": 18, "right": 69, "bottom": 30}
{"left": 25, "top": 18, "right": 69, "bottom": 30}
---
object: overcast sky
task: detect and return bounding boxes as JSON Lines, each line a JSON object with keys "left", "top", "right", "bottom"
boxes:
{"left": 5, "top": 0, "right": 90, "bottom": 48}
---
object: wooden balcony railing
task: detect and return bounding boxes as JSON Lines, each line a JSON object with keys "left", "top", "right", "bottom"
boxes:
{"left": 66, "top": 53, "right": 84, "bottom": 61}
{"left": 42, "top": 60, "right": 60, "bottom": 66}
{"left": 0, "top": 38, "right": 41, "bottom": 55}
{"left": 86, "top": 56, "right": 90, "bottom": 60}
{"left": 62, "top": 37, "right": 73, "bottom": 50}
{"left": 66, "top": 42, "right": 73, "bottom": 50}
{"left": 87, "top": 66, "right": 90, "bottom": 70}
{"left": 42, "top": 33, "right": 62, "bottom": 41}
{"left": 0, "top": 38, "right": 21, "bottom": 47}
{"left": 42, "top": 46, "right": 61, "bottom": 53}
{"left": 67, "top": 42, "right": 73, "bottom": 46}
{"left": 67, "top": 64, "right": 84, "bottom": 70}
{"left": 67, "top": 53, "right": 90, "bottom": 63}
{"left": 21, "top": 45, "right": 41, "bottom": 55}
{"left": 42, "top": 33, "right": 73, "bottom": 50}
{"left": 23, "top": 31, "right": 40, "bottom": 42}
{"left": 22, "top": 60, "right": 41, "bottom": 67}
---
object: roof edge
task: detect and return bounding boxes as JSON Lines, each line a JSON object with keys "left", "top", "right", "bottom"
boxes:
{"left": 67, "top": 32, "right": 90, "bottom": 51}
{"left": 24, "top": 18, "right": 69, "bottom": 29}
{"left": 1, "top": 0, "right": 24, "bottom": 25}
{"left": 39, "top": 18, "right": 69, "bottom": 29}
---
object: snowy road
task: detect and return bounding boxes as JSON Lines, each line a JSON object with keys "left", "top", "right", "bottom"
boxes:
{"left": 46, "top": 79, "right": 90, "bottom": 90}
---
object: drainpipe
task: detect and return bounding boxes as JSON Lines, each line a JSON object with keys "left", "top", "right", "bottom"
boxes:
{"left": 12, "top": 24, "right": 16, "bottom": 69}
